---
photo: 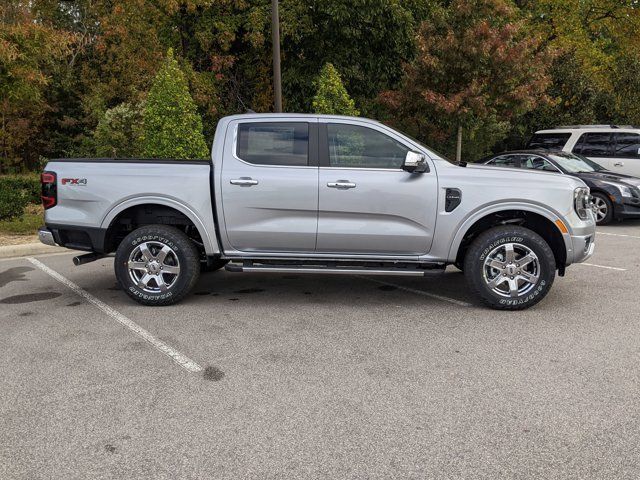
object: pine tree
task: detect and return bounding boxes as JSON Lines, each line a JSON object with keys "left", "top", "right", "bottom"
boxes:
{"left": 312, "top": 63, "right": 359, "bottom": 116}
{"left": 142, "top": 49, "right": 209, "bottom": 159}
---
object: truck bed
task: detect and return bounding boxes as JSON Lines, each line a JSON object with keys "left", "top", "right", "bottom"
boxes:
{"left": 43, "top": 158, "right": 219, "bottom": 254}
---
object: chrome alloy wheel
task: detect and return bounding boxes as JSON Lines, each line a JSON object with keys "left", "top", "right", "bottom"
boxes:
{"left": 127, "top": 241, "right": 180, "bottom": 293}
{"left": 593, "top": 196, "right": 608, "bottom": 223}
{"left": 482, "top": 243, "right": 540, "bottom": 298}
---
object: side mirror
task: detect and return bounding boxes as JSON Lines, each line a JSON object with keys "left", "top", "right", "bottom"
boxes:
{"left": 403, "top": 151, "right": 429, "bottom": 173}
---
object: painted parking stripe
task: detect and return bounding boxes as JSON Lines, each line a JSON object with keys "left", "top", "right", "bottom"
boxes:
{"left": 355, "top": 275, "right": 472, "bottom": 307}
{"left": 27, "top": 257, "right": 203, "bottom": 373}
{"left": 597, "top": 231, "right": 640, "bottom": 240}
{"left": 577, "top": 262, "right": 627, "bottom": 272}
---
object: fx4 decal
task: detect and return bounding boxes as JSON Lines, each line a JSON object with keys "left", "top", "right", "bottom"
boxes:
{"left": 61, "top": 178, "right": 87, "bottom": 186}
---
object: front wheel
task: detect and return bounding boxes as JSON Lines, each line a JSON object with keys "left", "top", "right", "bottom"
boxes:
{"left": 463, "top": 226, "right": 556, "bottom": 310}
{"left": 592, "top": 192, "right": 613, "bottom": 225}
{"left": 115, "top": 225, "right": 200, "bottom": 306}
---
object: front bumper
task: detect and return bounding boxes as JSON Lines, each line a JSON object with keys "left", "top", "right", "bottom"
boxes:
{"left": 38, "top": 227, "right": 57, "bottom": 247}
{"left": 614, "top": 197, "right": 640, "bottom": 219}
{"left": 570, "top": 233, "right": 595, "bottom": 264}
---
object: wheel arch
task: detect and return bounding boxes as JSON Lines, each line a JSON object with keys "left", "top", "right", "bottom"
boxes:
{"left": 101, "top": 197, "right": 219, "bottom": 255}
{"left": 450, "top": 205, "right": 569, "bottom": 273}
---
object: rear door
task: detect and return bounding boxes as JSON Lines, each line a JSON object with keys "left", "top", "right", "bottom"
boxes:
{"left": 571, "top": 132, "right": 615, "bottom": 170}
{"left": 220, "top": 119, "right": 319, "bottom": 252}
{"left": 610, "top": 132, "right": 640, "bottom": 176}
{"left": 316, "top": 120, "right": 438, "bottom": 255}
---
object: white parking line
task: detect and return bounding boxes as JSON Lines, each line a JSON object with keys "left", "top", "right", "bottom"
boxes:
{"left": 355, "top": 276, "right": 472, "bottom": 307}
{"left": 598, "top": 232, "right": 640, "bottom": 240}
{"left": 578, "top": 262, "right": 627, "bottom": 271}
{"left": 27, "top": 257, "right": 203, "bottom": 373}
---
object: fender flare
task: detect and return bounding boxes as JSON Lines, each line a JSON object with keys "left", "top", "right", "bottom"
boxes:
{"left": 100, "top": 196, "right": 219, "bottom": 255}
{"left": 447, "top": 202, "right": 571, "bottom": 262}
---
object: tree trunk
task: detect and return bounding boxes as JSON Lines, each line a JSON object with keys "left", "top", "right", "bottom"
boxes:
{"left": 456, "top": 124, "right": 463, "bottom": 163}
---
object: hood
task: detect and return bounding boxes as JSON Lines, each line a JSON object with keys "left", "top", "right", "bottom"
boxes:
{"left": 464, "top": 163, "right": 587, "bottom": 188}
{"left": 573, "top": 171, "right": 640, "bottom": 188}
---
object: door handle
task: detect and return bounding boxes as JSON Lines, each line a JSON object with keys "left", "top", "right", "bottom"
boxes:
{"left": 327, "top": 181, "right": 356, "bottom": 189}
{"left": 230, "top": 178, "right": 259, "bottom": 186}
{"left": 614, "top": 161, "right": 624, "bottom": 167}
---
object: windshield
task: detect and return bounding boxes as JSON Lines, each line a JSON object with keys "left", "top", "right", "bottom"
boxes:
{"left": 547, "top": 152, "right": 606, "bottom": 173}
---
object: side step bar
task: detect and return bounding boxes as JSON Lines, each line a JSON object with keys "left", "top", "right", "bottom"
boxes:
{"left": 225, "top": 262, "right": 444, "bottom": 277}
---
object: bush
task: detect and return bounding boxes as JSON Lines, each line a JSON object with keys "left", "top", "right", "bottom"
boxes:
{"left": 94, "top": 102, "right": 145, "bottom": 157}
{"left": 0, "top": 204, "right": 43, "bottom": 235}
{"left": 0, "top": 175, "right": 40, "bottom": 220}
{"left": 142, "top": 49, "right": 209, "bottom": 159}
{"left": 312, "top": 63, "right": 359, "bottom": 116}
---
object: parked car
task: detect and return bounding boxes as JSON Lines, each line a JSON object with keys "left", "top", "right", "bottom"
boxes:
{"left": 528, "top": 125, "right": 640, "bottom": 177}
{"left": 38, "top": 114, "right": 595, "bottom": 310}
{"left": 481, "top": 150, "right": 640, "bottom": 225}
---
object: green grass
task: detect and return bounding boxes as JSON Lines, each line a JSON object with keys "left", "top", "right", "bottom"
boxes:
{"left": 0, "top": 205, "right": 43, "bottom": 235}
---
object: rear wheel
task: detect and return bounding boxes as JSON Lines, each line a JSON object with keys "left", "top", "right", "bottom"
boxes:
{"left": 592, "top": 192, "right": 613, "bottom": 225}
{"left": 115, "top": 225, "right": 200, "bottom": 306}
{"left": 463, "top": 226, "right": 555, "bottom": 310}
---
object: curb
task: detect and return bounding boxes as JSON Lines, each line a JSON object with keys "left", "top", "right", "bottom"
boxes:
{"left": 0, "top": 243, "right": 71, "bottom": 259}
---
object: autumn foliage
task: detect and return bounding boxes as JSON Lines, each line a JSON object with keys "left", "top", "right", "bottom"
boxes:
{"left": 3, "top": 0, "right": 640, "bottom": 169}
{"left": 381, "top": 0, "right": 553, "bottom": 159}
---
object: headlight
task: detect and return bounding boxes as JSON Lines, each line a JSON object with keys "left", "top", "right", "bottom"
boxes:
{"left": 601, "top": 181, "right": 634, "bottom": 198}
{"left": 619, "top": 185, "right": 633, "bottom": 198}
{"left": 574, "top": 187, "right": 590, "bottom": 220}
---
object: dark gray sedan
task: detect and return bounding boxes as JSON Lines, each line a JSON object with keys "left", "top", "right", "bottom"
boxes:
{"left": 481, "top": 150, "right": 640, "bottom": 225}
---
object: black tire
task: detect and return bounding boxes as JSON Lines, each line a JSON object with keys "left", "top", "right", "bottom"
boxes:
{"left": 114, "top": 225, "right": 200, "bottom": 306}
{"left": 592, "top": 192, "right": 613, "bottom": 225}
{"left": 463, "top": 226, "right": 556, "bottom": 310}
{"left": 201, "top": 258, "right": 229, "bottom": 273}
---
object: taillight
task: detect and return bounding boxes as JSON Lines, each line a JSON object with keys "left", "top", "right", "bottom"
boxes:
{"left": 41, "top": 171, "right": 57, "bottom": 209}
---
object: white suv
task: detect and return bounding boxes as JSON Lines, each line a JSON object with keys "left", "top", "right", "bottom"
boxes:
{"left": 528, "top": 125, "right": 640, "bottom": 177}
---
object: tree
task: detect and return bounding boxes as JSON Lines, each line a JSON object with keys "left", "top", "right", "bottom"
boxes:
{"left": 381, "top": 0, "right": 552, "bottom": 161}
{"left": 312, "top": 63, "right": 359, "bottom": 116}
{"left": 142, "top": 48, "right": 209, "bottom": 159}
{"left": 282, "top": 0, "right": 417, "bottom": 114}
{"left": 510, "top": 0, "right": 640, "bottom": 136}
{"left": 94, "top": 102, "right": 144, "bottom": 157}
{"left": 0, "top": 1, "right": 73, "bottom": 171}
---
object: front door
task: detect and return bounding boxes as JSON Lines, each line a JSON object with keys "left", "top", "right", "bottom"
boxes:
{"left": 220, "top": 120, "right": 319, "bottom": 252}
{"left": 316, "top": 120, "right": 438, "bottom": 256}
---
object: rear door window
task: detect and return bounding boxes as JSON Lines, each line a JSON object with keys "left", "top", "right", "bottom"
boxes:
{"left": 572, "top": 132, "right": 613, "bottom": 157}
{"left": 237, "top": 122, "right": 309, "bottom": 166}
{"left": 527, "top": 133, "right": 571, "bottom": 150}
{"left": 612, "top": 133, "right": 640, "bottom": 158}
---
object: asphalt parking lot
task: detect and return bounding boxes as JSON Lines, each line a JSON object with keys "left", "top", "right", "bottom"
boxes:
{"left": 2, "top": 223, "right": 640, "bottom": 480}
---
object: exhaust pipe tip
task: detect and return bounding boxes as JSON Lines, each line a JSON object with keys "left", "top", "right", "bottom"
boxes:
{"left": 73, "top": 253, "right": 103, "bottom": 266}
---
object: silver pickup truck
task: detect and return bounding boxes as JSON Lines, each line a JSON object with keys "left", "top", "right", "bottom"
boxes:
{"left": 39, "top": 114, "right": 596, "bottom": 310}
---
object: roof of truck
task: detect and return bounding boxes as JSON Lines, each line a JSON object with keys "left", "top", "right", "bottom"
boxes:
{"left": 221, "top": 113, "right": 380, "bottom": 123}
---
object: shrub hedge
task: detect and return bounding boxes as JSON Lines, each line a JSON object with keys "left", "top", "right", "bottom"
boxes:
{"left": 0, "top": 175, "right": 41, "bottom": 220}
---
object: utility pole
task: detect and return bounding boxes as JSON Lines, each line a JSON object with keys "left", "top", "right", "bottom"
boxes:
{"left": 271, "top": 0, "right": 283, "bottom": 112}
{"left": 456, "top": 125, "right": 462, "bottom": 163}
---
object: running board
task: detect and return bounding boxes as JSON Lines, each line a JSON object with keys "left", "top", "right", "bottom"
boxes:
{"left": 225, "top": 262, "right": 444, "bottom": 277}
